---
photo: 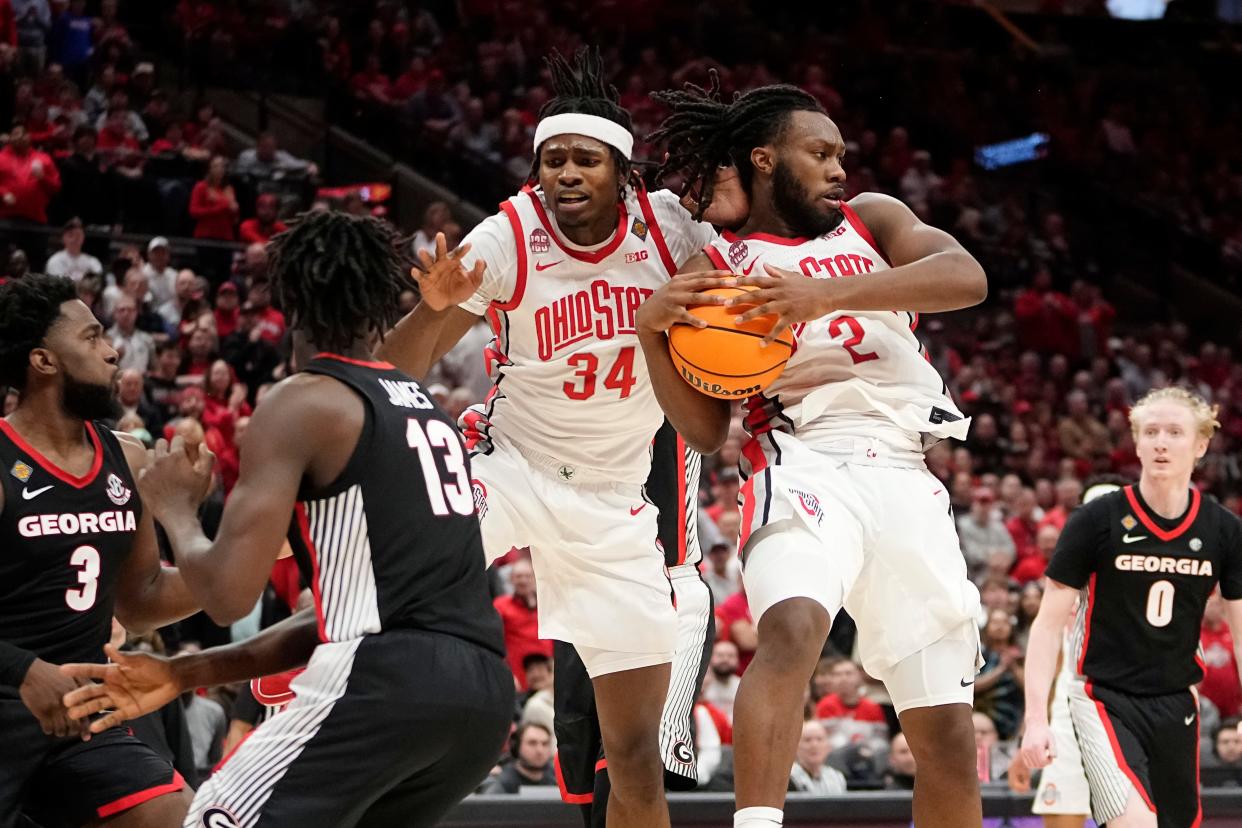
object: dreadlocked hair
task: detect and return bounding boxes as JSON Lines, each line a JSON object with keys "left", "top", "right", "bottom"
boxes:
{"left": 649, "top": 74, "right": 826, "bottom": 219}
{"left": 266, "top": 211, "right": 411, "bottom": 355}
{"left": 528, "top": 47, "right": 640, "bottom": 193}
{"left": 0, "top": 273, "right": 79, "bottom": 392}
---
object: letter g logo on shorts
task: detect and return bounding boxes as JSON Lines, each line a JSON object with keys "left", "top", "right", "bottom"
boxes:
{"left": 203, "top": 807, "right": 240, "bottom": 828}
{"left": 672, "top": 740, "right": 695, "bottom": 764}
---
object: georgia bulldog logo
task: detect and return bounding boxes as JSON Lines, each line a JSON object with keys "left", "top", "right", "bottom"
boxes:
{"left": 202, "top": 807, "right": 240, "bottom": 828}
{"left": 671, "top": 740, "right": 694, "bottom": 764}
{"left": 106, "top": 473, "right": 132, "bottom": 506}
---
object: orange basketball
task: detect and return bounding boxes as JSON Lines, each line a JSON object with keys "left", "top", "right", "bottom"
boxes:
{"left": 667, "top": 286, "right": 793, "bottom": 400}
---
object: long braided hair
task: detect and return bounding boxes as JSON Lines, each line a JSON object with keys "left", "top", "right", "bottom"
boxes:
{"left": 528, "top": 47, "right": 640, "bottom": 195}
{"left": 649, "top": 72, "right": 826, "bottom": 219}
{"left": 267, "top": 211, "right": 411, "bottom": 354}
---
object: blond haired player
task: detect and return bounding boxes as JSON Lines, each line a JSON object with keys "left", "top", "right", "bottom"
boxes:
{"left": 1023, "top": 388, "right": 1242, "bottom": 828}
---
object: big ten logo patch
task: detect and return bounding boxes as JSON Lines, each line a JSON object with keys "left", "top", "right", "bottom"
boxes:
{"left": 529, "top": 228, "right": 551, "bottom": 254}
{"left": 727, "top": 239, "right": 749, "bottom": 268}
{"left": 789, "top": 487, "right": 825, "bottom": 527}
{"left": 624, "top": 250, "right": 649, "bottom": 264}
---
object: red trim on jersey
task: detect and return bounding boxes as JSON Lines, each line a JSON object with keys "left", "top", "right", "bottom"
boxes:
{"left": 491, "top": 200, "right": 528, "bottom": 312}
{"left": 721, "top": 229, "right": 809, "bottom": 246}
{"left": 1085, "top": 682, "right": 1156, "bottom": 813}
{"left": 95, "top": 772, "right": 186, "bottom": 818}
{"left": 312, "top": 352, "right": 394, "bottom": 370}
{"left": 1193, "top": 689, "right": 1203, "bottom": 828}
{"left": 0, "top": 419, "right": 104, "bottom": 488}
{"left": 676, "top": 433, "right": 688, "bottom": 566}
{"left": 738, "top": 438, "right": 770, "bottom": 551}
{"left": 910, "top": 312, "right": 920, "bottom": 331}
{"left": 554, "top": 753, "right": 593, "bottom": 804}
{"left": 1123, "top": 485, "right": 1200, "bottom": 542}
{"left": 294, "top": 503, "right": 329, "bottom": 643}
{"left": 840, "top": 202, "right": 892, "bottom": 266}
{"left": 522, "top": 186, "right": 629, "bottom": 264}
{"left": 1077, "top": 573, "right": 1097, "bottom": 674}
{"left": 595, "top": 758, "right": 608, "bottom": 773}
{"left": 636, "top": 188, "right": 677, "bottom": 277}
{"left": 703, "top": 244, "right": 731, "bottom": 271}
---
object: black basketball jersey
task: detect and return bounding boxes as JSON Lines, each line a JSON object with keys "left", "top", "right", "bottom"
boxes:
{"left": 646, "top": 420, "right": 703, "bottom": 569}
{"left": 1046, "top": 485, "right": 1242, "bottom": 695}
{"left": 285, "top": 354, "right": 503, "bottom": 655}
{"left": 0, "top": 419, "right": 141, "bottom": 673}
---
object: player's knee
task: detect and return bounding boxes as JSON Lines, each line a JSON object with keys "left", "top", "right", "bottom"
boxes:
{"left": 755, "top": 599, "right": 830, "bottom": 663}
{"left": 601, "top": 733, "right": 663, "bottom": 789}
{"left": 906, "top": 708, "right": 977, "bottom": 781}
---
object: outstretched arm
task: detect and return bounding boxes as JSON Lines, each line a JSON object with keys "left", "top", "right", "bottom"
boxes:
{"left": 731, "top": 193, "right": 988, "bottom": 344}
{"left": 375, "top": 232, "right": 484, "bottom": 380}
{"left": 635, "top": 252, "right": 734, "bottom": 454}
{"left": 62, "top": 609, "right": 319, "bottom": 734}
{"left": 112, "top": 433, "right": 199, "bottom": 633}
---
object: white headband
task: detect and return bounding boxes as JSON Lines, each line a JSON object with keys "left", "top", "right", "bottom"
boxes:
{"left": 533, "top": 113, "right": 634, "bottom": 160}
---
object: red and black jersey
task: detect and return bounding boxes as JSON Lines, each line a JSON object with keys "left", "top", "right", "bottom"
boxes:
{"left": 0, "top": 419, "right": 141, "bottom": 673}
{"left": 1047, "top": 485, "right": 1242, "bottom": 695}
{"left": 285, "top": 354, "right": 504, "bottom": 656}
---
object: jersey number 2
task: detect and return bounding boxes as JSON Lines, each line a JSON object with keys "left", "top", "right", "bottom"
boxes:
{"left": 406, "top": 419, "right": 473, "bottom": 516}
{"left": 65, "top": 545, "right": 100, "bottom": 611}
{"left": 564, "top": 346, "right": 637, "bottom": 400}
{"left": 829, "top": 316, "right": 879, "bottom": 364}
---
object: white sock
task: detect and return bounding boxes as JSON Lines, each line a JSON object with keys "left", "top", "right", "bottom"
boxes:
{"left": 734, "top": 806, "right": 783, "bottom": 827}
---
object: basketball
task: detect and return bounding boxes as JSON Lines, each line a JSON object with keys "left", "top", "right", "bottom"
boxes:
{"left": 667, "top": 286, "right": 793, "bottom": 400}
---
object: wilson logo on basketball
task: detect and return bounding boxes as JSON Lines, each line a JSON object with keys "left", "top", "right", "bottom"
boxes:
{"left": 534, "top": 280, "right": 654, "bottom": 361}
{"left": 676, "top": 364, "right": 760, "bottom": 398}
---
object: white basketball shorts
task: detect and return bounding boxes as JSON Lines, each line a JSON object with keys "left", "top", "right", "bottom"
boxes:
{"left": 470, "top": 434, "right": 677, "bottom": 676}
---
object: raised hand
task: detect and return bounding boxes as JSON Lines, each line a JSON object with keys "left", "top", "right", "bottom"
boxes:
{"left": 411, "top": 232, "right": 485, "bottom": 312}
{"left": 136, "top": 436, "right": 216, "bottom": 525}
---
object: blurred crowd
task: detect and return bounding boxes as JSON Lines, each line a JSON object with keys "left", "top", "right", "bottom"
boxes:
{"left": 4, "top": 0, "right": 1242, "bottom": 803}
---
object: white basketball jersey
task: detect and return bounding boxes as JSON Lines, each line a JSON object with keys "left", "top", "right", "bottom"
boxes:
{"left": 461, "top": 185, "right": 713, "bottom": 484}
{"left": 703, "top": 202, "right": 970, "bottom": 449}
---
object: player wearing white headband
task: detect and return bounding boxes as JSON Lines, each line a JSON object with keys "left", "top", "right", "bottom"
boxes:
{"left": 378, "top": 48, "right": 743, "bottom": 828}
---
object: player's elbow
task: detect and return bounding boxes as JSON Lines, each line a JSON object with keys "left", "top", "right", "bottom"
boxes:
{"left": 202, "top": 594, "right": 252, "bottom": 627}
{"left": 958, "top": 255, "right": 988, "bottom": 306}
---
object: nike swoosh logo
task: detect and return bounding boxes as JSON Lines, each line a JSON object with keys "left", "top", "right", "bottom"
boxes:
{"left": 960, "top": 677, "right": 975, "bottom": 687}
{"left": 630, "top": 504, "right": 647, "bottom": 516}
{"left": 22, "top": 485, "right": 53, "bottom": 500}
{"left": 742, "top": 260, "right": 758, "bottom": 276}
{"left": 1185, "top": 715, "right": 1196, "bottom": 726}
{"left": 1122, "top": 533, "right": 1148, "bottom": 544}
{"left": 535, "top": 260, "right": 563, "bottom": 271}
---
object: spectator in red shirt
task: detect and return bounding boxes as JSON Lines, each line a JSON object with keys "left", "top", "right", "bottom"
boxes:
{"left": 245, "top": 279, "right": 286, "bottom": 345}
{"left": 716, "top": 589, "right": 757, "bottom": 675}
{"left": 705, "top": 469, "right": 741, "bottom": 524}
{"left": 1010, "top": 523, "right": 1060, "bottom": 585}
{"left": 189, "top": 154, "right": 239, "bottom": 240}
{"left": 238, "top": 193, "right": 287, "bottom": 245}
{"left": 213, "top": 280, "right": 240, "bottom": 339}
{"left": 351, "top": 53, "right": 392, "bottom": 105}
{"left": 0, "top": 124, "right": 60, "bottom": 223}
{"left": 1202, "top": 589, "right": 1242, "bottom": 719}
{"left": 1005, "top": 487, "right": 1042, "bottom": 562}
{"left": 1037, "top": 476, "right": 1083, "bottom": 532}
{"left": 1014, "top": 268, "right": 1077, "bottom": 356}
{"left": 95, "top": 106, "right": 143, "bottom": 176}
{"left": 814, "top": 659, "right": 887, "bottom": 750}
{"left": 493, "top": 558, "right": 552, "bottom": 690}
{"left": 392, "top": 55, "right": 427, "bottom": 101}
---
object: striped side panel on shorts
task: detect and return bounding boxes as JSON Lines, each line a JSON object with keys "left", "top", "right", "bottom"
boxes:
{"left": 681, "top": 445, "right": 703, "bottom": 568}
{"left": 659, "top": 571, "right": 713, "bottom": 781}
{"left": 305, "top": 484, "right": 382, "bottom": 642}
{"left": 1065, "top": 678, "right": 1137, "bottom": 825}
{"left": 184, "top": 639, "right": 362, "bottom": 827}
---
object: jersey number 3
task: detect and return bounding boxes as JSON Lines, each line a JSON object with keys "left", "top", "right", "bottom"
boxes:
{"left": 65, "top": 545, "right": 100, "bottom": 611}
{"left": 406, "top": 419, "right": 473, "bottom": 516}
